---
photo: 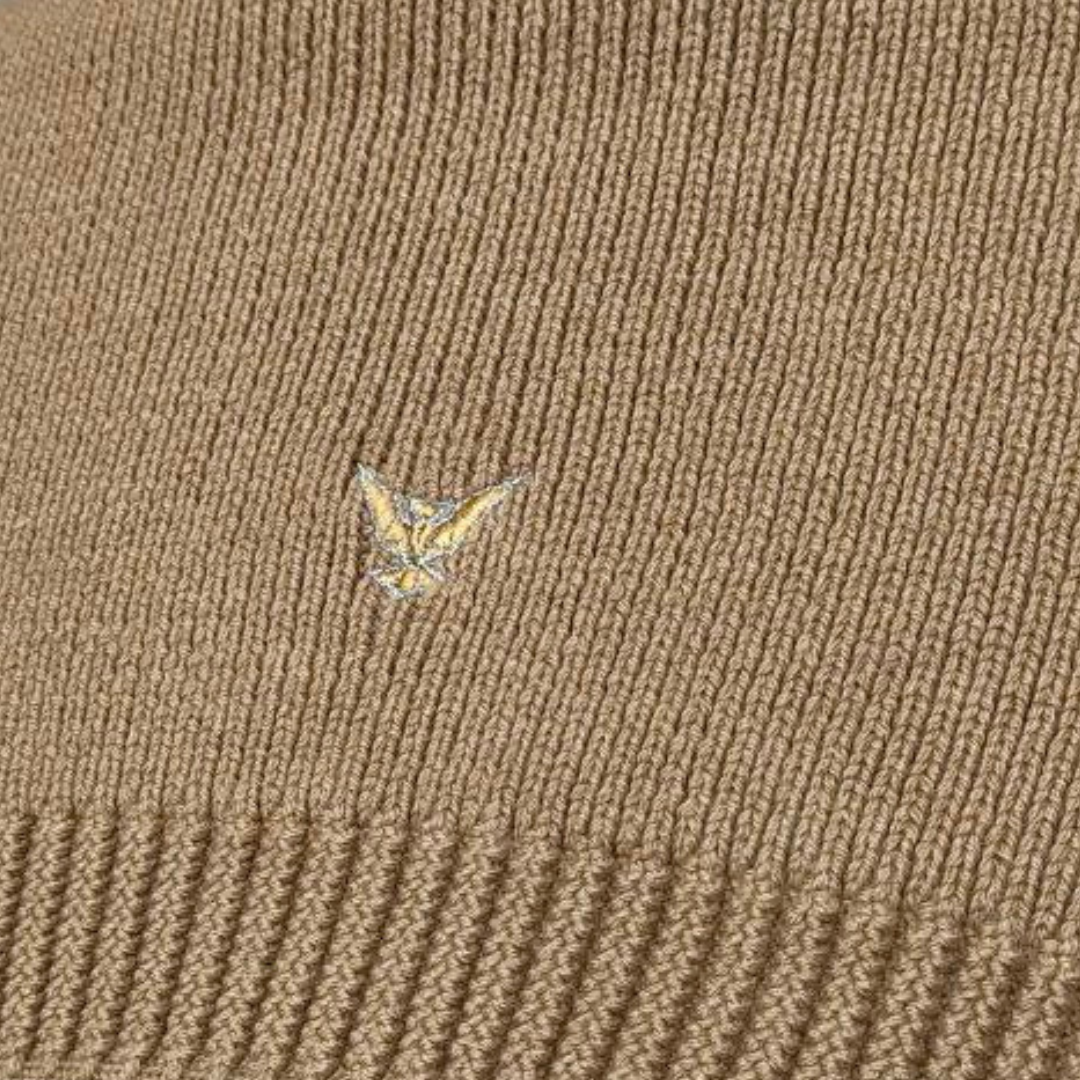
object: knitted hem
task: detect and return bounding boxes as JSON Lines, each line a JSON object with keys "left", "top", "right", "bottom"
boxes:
{"left": 0, "top": 806, "right": 1077, "bottom": 1080}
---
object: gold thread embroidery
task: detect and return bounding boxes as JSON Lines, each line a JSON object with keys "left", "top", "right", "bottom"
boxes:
{"left": 356, "top": 464, "right": 527, "bottom": 600}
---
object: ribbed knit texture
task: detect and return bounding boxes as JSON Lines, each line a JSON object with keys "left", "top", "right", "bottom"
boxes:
{"left": 2, "top": 0, "right": 1080, "bottom": 1076}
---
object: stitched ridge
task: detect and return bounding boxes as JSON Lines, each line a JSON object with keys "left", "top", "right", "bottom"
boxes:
{"left": 0, "top": 805, "right": 1073, "bottom": 1080}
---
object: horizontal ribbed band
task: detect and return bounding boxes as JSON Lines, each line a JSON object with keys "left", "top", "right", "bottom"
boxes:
{"left": 0, "top": 806, "right": 1076, "bottom": 1080}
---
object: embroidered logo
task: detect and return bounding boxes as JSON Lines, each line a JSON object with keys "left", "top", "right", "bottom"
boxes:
{"left": 356, "top": 464, "right": 527, "bottom": 600}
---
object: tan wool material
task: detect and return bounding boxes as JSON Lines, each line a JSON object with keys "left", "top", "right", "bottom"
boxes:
{"left": 2, "top": 0, "right": 1080, "bottom": 1077}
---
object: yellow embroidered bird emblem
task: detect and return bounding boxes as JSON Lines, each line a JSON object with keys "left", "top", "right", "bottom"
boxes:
{"left": 355, "top": 464, "right": 527, "bottom": 599}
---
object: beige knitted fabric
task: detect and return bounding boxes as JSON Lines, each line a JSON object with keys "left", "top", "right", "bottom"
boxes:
{"left": 2, "top": 0, "right": 1080, "bottom": 1076}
